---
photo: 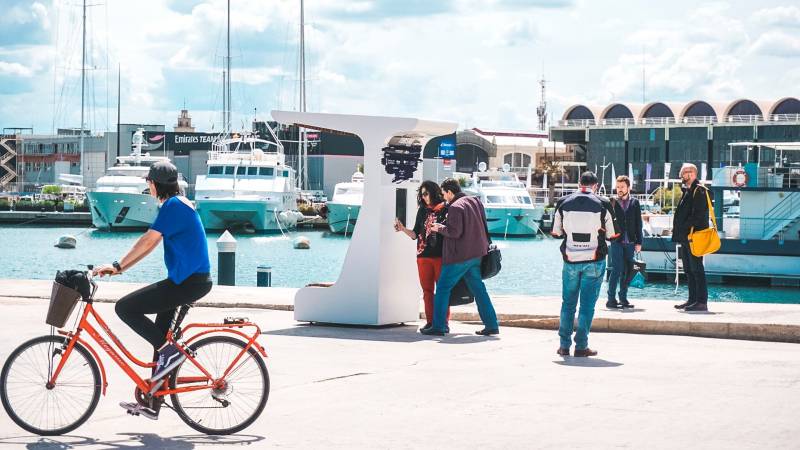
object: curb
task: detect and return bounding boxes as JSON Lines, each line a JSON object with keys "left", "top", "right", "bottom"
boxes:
{"left": 10, "top": 295, "right": 800, "bottom": 344}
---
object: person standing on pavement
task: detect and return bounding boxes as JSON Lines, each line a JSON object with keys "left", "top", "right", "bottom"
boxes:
{"left": 551, "top": 171, "right": 618, "bottom": 357}
{"left": 421, "top": 178, "right": 499, "bottom": 337}
{"left": 394, "top": 180, "right": 450, "bottom": 331}
{"left": 606, "top": 175, "right": 642, "bottom": 309}
{"left": 672, "top": 163, "right": 711, "bottom": 312}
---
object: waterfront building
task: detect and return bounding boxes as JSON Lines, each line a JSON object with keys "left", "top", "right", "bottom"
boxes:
{"left": 174, "top": 109, "right": 195, "bottom": 132}
{"left": 550, "top": 98, "right": 800, "bottom": 192}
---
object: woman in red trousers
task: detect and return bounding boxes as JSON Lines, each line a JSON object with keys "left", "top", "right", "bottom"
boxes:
{"left": 394, "top": 180, "right": 449, "bottom": 331}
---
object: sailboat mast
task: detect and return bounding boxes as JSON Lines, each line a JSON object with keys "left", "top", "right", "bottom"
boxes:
{"left": 226, "top": 0, "right": 231, "bottom": 134}
{"left": 299, "top": 0, "right": 307, "bottom": 190}
{"left": 116, "top": 64, "right": 120, "bottom": 158}
{"left": 80, "top": 0, "right": 86, "bottom": 180}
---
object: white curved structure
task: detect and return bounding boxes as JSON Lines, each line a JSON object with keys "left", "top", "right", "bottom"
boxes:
{"left": 560, "top": 98, "right": 800, "bottom": 126}
{"left": 273, "top": 110, "right": 456, "bottom": 326}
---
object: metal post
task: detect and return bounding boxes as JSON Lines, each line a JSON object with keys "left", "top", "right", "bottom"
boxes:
{"left": 216, "top": 230, "right": 237, "bottom": 286}
{"left": 257, "top": 265, "right": 272, "bottom": 287}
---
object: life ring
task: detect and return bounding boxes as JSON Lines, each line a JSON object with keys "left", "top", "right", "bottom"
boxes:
{"left": 732, "top": 168, "right": 748, "bottom": 187}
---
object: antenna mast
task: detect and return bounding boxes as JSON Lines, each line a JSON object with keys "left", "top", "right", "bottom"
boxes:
{"left": 536, "top": 74, "right": 547, "bottom": 132}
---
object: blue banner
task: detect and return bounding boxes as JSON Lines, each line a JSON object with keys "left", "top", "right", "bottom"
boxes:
{"left": 438, "top": 138, "right": 456, "bottom": 159}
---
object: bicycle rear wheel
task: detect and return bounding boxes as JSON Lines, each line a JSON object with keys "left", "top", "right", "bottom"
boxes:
{"left": 170, "top": 335, "right": 269, "bottom": 435}
{"left": 0, "top": 335, "right": 101, "bottom": 435}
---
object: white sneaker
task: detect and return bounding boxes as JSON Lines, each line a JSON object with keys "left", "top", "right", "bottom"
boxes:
{"left": 119, "top": 401, "right": 159, "bottom": 420}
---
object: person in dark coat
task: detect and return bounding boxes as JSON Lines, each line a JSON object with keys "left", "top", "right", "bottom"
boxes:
{"left": 672, "top": 163, "right": 711, "bottom": 312}
{"left": 607, "top": 175, "right": 642, "bottom": 309}
{"left": 421, "top": 178, "right": 499, "bottom": 337}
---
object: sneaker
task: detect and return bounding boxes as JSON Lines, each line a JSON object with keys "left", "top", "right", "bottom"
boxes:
{"left": 619, "top": 300, "right": 635, "bottom": 308}
{"left": 606, "top": 300, "right": 620, "bottom": 309}
{"left": 152, "top": 344, "right": 186, "bottom": 381}
{"left": 119, "top": 401, "right": 159, "bottom": 420}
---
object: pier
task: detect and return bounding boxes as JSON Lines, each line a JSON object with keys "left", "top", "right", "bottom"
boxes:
{"left": 0, "top": 211, "right": 92, "bottom": 226}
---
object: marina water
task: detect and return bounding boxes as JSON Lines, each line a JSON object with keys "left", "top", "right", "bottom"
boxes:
{"left": 1, "top": 226, "right": 798, "bottom": 304}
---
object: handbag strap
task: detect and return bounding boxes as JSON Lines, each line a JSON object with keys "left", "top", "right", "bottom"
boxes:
{"left": 689, "top": 187, "right": 717, "bottom": 234}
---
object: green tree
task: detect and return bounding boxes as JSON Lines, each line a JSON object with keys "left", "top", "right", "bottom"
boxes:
{"left": 41, "top": 185, "right": 62, "bottom": 196}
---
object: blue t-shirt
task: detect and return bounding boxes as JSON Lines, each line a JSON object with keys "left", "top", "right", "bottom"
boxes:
{"left": 150, "top": 196, "right": 211, "bottom": 284}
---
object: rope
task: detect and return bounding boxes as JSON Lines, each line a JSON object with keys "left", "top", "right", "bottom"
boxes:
{"left": 273, "top": 209, "right": 289, "bottom": 239}
{"left": 344, "top": 210, "right": 351, "bottom": 237}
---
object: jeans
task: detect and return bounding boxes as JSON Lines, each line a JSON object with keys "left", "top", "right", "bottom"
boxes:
{"left": 607, "top": 242, "right": 635, "bottom": 303}
{"left": 679, "top": 244, "right": 708, "bottom": 304}
{"left": 559, "top": 260, "right": 606, "bottom": 350}
{"left": 431, "top": 257, "right": 498, "bottom": 332}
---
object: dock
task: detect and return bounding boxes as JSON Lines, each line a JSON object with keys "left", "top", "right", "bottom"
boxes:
{"left": 0, "top": 211, "right": 93, "bottom": 226}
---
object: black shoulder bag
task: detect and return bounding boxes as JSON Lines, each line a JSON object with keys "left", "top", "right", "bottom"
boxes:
{"left": 480, "top": 210, "right": 502, "bottom": 279}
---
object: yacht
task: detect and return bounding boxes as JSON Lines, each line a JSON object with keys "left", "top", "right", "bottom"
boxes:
{"left": 194, "top": 128, "right": 303, "bottom": 233}
{"left": 465, "top": 164, "right": 544, "bottom": 237}
{"left": 326, "top": 171, "right": 364, "bottom": 235}
{"left": 87, "top": 128, "right": 187, "bottom": 230}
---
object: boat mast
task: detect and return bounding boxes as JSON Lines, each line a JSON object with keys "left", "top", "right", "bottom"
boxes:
{"left": 80, "top": 0, "right": 86, "bottom": 181}
{"left": 116, "top": 64, "right": 120, "bottom": 158}
{"left": 298, "top": 0, "right": 307, "bottom": 190}
{"left": 226, "top": 0, "right": 231, "bottom": 135}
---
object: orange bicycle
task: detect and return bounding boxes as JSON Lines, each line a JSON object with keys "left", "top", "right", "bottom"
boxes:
{"left": 0, "top": 268, "right": 269, "bottom": 436}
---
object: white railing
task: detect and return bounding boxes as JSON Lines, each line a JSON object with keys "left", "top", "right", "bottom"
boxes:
{"left": 726, "top": 115, "right": 763, "bottom": 123}
{"left": 557, "top": 119, "right": 596, "bottom": 127}
{"left": 770, "top": 114, "right": 800, "bottom": 122}
{"left": 640, "top": 117, "right": 676, "bottom": 125}
{"left": 681, "top": 116, "right": 717, "bottom": 124}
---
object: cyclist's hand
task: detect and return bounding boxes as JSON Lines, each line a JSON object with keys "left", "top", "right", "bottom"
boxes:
{"left": 93, "top": 264, "right": 119, "bottom": 277}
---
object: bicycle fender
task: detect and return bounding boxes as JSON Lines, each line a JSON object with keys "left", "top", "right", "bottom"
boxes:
{"left": 58, "top": 330, "right": 108, "bottom": 395}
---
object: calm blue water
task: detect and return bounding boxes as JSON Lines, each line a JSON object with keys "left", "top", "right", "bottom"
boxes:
{"left": 1, "top": 225, "right": 798, "bottom": 304}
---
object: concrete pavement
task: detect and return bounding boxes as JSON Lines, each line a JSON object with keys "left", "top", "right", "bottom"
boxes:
{"left": 0, "top": 298, "right": 797, "bottom": 449}
{"left": 2, "top": 279, "right": 800, "bottom": 343}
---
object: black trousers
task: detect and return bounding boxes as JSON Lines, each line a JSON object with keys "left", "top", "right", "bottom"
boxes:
{"left": 679, "top": 244, "right": 707, "bottom": 304}
{"left": 115, "top": 273, "right": 212, "bottom": 350}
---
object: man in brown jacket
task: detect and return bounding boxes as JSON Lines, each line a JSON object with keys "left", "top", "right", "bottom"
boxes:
{"left": 422, "top": 178, "right": 499, "bottom": 336}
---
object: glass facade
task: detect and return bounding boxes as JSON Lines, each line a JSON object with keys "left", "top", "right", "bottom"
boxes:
{"left": 712, "top": 125, "right": 755, "bottom": 167}
{"left": 588, "top": 129, "right": 625, "bottom": 187}
{"left": 668, "top": 127, "right": 708, "bottom": 178}
{"left": 629, "top": 128, "right": 666, "bottom": 187}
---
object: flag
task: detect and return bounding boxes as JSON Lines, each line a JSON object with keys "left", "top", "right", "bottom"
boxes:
{"left": 701, "top": 163, "right": 707, "bottom": 181}
{"left": 645, "top": 163, "right": 652, "bottom": 192}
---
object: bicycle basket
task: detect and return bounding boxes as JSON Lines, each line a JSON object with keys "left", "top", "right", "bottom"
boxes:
{"left": 46, "top": 281, "right": 82, "bottom": 327}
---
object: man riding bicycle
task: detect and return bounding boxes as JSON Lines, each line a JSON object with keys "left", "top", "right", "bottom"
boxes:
{"left": 93, "top": 161, "right": 212, "bottom": 419}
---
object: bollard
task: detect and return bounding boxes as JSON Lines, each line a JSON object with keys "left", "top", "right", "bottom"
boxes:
{"left": 257, "top": 265, "right": 272, "bottom": 287}
{"left": 217, "top": 230, "right": 237, "bottom": 286}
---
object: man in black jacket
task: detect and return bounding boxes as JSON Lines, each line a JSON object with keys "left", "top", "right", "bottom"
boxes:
{"left": 672, "top": 163, "right": 711, "bottom": 312}
{"left": 607, "top": 175, "right": 642, "bottom": 309}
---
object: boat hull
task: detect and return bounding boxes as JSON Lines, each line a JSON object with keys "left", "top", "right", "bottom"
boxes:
{"left": 327, "top": 203, "right": 360, "bottom": 234}
{"left": 196, "top": 198, "right": 293, "bottom": 233}
{"left": 485, "top": 206, "right": 544, "bottom": 237}
{"left": 641, "top": 237, "right": 800, "bottom": 280}
{"left": 87, "top": 191, "right": 158, "bottom": 230}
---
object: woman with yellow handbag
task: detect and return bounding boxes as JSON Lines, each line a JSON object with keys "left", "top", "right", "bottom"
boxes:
{"left": 671, "top": 163, "right": 717, "bottom": 312}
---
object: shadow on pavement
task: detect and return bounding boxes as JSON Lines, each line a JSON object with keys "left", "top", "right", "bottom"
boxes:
{"left": 604, "top": 308, "right": 647, "bottom": 313}
{"left": 552, "top": 358, "right": 623, "bottom": 368}
{"left": 0, "top": 433, "right": 265, "bottom": 449}
{"left": 264, "top": 324, "right": 497, "bottom": 344}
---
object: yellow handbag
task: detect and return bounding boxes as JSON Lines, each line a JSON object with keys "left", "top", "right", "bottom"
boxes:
{"left": 688, "top": 189, "right": 721, "bottom": 257}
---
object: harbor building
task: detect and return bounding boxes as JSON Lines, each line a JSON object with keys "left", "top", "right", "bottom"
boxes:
{"left": 550, "top": 97, "right": 800, "bottom": 192}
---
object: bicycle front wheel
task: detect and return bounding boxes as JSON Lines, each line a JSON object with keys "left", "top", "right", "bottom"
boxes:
{"left": 170, "top": 335, "right": 269, "bottom": 435}
{"left": 0, "top": 335, "right": 101, "bottom": 435}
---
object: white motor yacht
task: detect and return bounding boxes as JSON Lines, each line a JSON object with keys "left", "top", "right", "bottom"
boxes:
{"left": 87, "top": 128, "right": 187, "bottom": 230}
{"left": 464, "top": 165, "right": 544, "bottom": 237}
{"left": 194, "top": 127, "right": 302, "bottom": 233}
{"left": 326, "top": 171, "right": 364, "bottom": 235}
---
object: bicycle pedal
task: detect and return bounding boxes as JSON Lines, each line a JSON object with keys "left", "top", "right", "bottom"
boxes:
{"left": 224, "top": 317, "right": 248, "bottom": 324}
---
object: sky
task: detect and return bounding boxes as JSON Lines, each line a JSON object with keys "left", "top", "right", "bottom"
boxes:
{"left": 0, "top": 0, "right": 798, "bottom": 135}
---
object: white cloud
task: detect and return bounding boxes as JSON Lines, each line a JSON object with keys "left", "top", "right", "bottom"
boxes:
{"left": 753, "top": 5, "right": 800, "bottom": 28}
{"left": 0, "top": 61, "right": 34, "bottom": 77}
{"left": 749, "top": 31, "right": 800, "bottom": 58}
